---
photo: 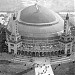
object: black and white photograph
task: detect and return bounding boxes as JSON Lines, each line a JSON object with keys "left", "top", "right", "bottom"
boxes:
{"left": 0, "top": 0, "right": 74, "bottom": 75}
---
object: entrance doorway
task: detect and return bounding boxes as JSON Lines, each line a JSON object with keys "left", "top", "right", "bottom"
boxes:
{"left": 36, "top": 52, "right": 39, "bottom": 57}
{"left": 32, "top": 52, "right": 35, "bottom": 57}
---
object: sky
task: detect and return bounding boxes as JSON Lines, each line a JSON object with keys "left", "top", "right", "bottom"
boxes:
{"left": 0, "top": 0, "right": 74, "bottom": 12}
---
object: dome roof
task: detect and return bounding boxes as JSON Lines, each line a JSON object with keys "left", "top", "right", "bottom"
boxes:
{"left": 18, "top": 5, "right": 57, "bottom": 24}
{"left": 9, "top": 5, "right": 64, "bottom": 38}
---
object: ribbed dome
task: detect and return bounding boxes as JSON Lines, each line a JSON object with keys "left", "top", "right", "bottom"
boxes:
{"left": 8, "top": 5, "right": 64, "bottom": 38}
{"left": 19, "top": 5, "right": 56, "bottom": 24}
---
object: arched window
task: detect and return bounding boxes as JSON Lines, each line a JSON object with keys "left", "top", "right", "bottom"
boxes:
{"left": 36, "top": 52, "right": 39, "bottom": 57}
{"left": 58, "top": 50, "right": 61, "bottom": 55}
{"left": 17, "top": 50, "right": 20, "bottom": 55}
{"left": 55, "top": 51, "right": 58, "bottom": 55}
{"left": 32, "top": 52, "right": 35, "bottom": 57}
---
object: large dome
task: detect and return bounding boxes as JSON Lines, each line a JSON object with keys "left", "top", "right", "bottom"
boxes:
{"left": 19, "top": 5, "right": 56, "bottom": 24}
{"left": 16, "top": 5, "right": 64, "bottom": 38}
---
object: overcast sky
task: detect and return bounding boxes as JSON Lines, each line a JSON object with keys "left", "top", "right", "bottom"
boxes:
{"left": 0, "top": 0, "right": 74, "bottom": 12}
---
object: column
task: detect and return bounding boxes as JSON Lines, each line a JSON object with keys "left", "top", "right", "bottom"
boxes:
{"left": 42, "top": 52, "right": 44, "bottom": 57}
{"left": 65, "top": 44, "right": 67, "bottom": 54}
{"left": 8, "top": 43, "right": 11, "bottom": 53}
{"left": 14, "top": 44, "right": 17, "bottom": 54}
{"left": 40, "top": 52, "right": 42, "bottom": 57}
{"left": 70, "top": 42, "right": 73, "bottom": 54}
{"left": 44, "top": 52, "right": 46, "bottom": 57}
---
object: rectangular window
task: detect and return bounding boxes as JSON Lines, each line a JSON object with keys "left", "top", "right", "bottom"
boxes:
{"left": 62, "top": 37, "right": 64, "bottom": 40}
{"left": 11, "top": 49, "right": 14, "bottom": 53}
{"left": 17, "top": 37, "right": 19, "bottom": 40}
{"left": 10, "top": 44, "right": 14, "bottom": 46}
{"left": 67, "top": 49, "right": 70, "bottom": 54}
{"left": 67, "top": 38, "right": 70, "bottom": 41}
{"left": 64, "top": 30, "right": 66, "bottom": 32}
{"left": 17, "top": 36, "right": 21, "bottom": 40}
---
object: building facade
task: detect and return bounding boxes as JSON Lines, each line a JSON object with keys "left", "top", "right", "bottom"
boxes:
{"left": 6, "top": 4, "right": 74, "bottom": 57}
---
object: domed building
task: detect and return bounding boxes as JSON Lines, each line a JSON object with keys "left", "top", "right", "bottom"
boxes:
{"left": 17, "top": 5, "right": 64, "bottom": 38}
{"left": 5, "top": 4, "right": 75, "bottom": 75}
{"left": 6, "top": 4, "right": 70, "bottom": 57}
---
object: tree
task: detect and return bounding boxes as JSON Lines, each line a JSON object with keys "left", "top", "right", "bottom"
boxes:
{"left": 0, "top": 25, "right": 7, "bottom": 55}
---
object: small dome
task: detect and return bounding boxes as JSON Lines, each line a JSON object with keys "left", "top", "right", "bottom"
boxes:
{"left": 19, "top": 5, "right": 56, "bottom": 24}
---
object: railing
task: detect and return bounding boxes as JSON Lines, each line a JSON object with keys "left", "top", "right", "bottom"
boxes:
{"left": 59, "top": 40, "right": 73, "bottom": 43}
{"left": 8, "top": 39, "right": 22, "bottom": 43}
{"left": 21, "top": 36, "right": 60, "bottom": 40}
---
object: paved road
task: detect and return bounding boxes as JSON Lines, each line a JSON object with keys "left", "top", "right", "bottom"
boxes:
{"left": 9, "top": 53, "right": 75, "bottom": 75}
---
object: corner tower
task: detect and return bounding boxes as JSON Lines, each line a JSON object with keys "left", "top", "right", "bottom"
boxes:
{"left": 7, "top": 13, "right": 22, "bottom": 54}
{"left": 59, "top": 14, "right": 73, "bottom": 56}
